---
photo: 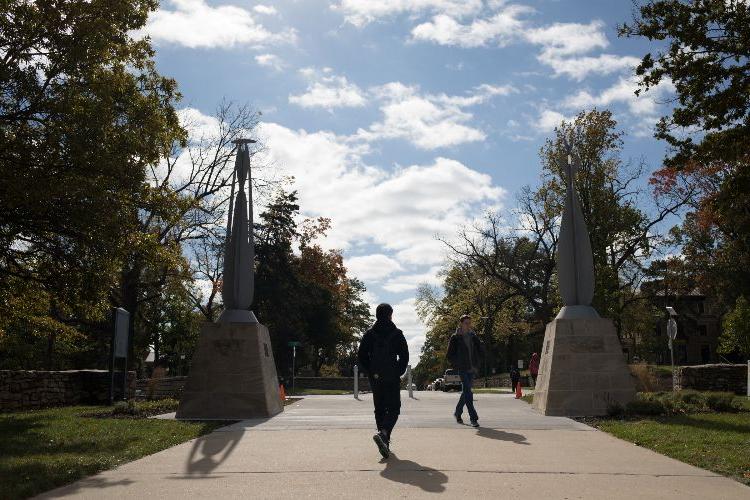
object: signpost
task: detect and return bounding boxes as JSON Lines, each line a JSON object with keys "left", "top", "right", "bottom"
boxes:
{"left": 288, "top": 341, "right": 301, "bottom": 396}
{"left": 666, "top": 307, "right": 678, "bottom": 391}
{"left": 353, "top": 365, "right": 359, "bottom": 399}
{"left": 406, "top": 364, "right": 413, "bottom": 399}
{"left": 110, "top": 308, "right": 131, "bottom": 404}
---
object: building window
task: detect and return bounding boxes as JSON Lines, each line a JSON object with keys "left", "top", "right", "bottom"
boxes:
{"left": 698, "top": 301, "right": 705, "bottom": 314}
{"left": 699, "top": 325, "right": 708, "bottom": 337}
{"left": 700, "top": 345, "right": 711, "bottom": 363}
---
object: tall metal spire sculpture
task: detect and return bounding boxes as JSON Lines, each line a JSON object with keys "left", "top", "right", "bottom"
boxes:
{"left": 176, "top": 137, "right": 283, "bottom": 420}
{"left": 532, "top": 138, "right": 635, "bottom": 417}
{"left": 555, "top": 140, "right": 598, "bottom": 319}
{"left": 219, "top": 139, "right": 258, "bottom": 323}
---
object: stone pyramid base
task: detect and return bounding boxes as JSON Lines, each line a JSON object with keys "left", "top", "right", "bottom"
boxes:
{"left": 532, "top": 318, "right": 635, "bottom": 416}
{"left": 176, "top": 322, "right": 283, "bottom": 420}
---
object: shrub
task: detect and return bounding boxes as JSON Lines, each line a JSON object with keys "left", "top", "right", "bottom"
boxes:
{"left": 704, "top": 392, "right": 741, "bottom": 412}
{"left": 112, "top": 400, "right": 141, "bottom": 417}
{"left": 629, "top": 364, "right": 657, "bottom": 392}
{"left": 626, "top": 398, "right": 665, "bottom": 416}
{"left": 606, "top": 401, "right": 625, "bottom": 417}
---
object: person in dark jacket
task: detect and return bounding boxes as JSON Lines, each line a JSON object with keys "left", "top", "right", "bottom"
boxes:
{"left": 358, "top": 303, "right": 409, "bottom": 459}
{"left": 446, "top": 314, "right": 484, "bottom": 427}
{"left": 510, "top": 366, "right": 520, "bottom": 392}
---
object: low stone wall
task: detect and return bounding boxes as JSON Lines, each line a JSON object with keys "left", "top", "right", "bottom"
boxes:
{"left": 0, "top": 370, "right": 135, "bottom": 412}
{"left": 676, "top": 364, "right": 748, "bottom": 394}
{"left": 474, "top": 374, "right": 532, "bottom": 388}
{"left": 135, "top": 376, "right": 187, "bottom": 400}
{"left": 293, "top": 376, "right": 369, "bottom": 392}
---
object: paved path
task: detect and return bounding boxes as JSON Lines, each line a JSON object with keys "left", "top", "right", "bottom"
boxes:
{"left": 39, "top": 392, "right": 749, "bottom": 499}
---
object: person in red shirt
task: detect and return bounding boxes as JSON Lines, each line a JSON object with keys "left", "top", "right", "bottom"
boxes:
{"left": 529, "top": 352, "right": 540, "bottom": 387}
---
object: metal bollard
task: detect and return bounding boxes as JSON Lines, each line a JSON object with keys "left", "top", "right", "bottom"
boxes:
{"left": 407, "top": 364, "right": 413, "bottom": 399}
{"left": 354, "top": 365, "right": 359, "bottom": 399}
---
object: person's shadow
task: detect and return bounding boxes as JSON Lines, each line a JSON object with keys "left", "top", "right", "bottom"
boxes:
{"left": 379, "top": 453, "right": 448, "bottom": 493}
{"left": 185, "top": 431, "right": 242, "bottom": 475}
{"left": 475, "top": 427, "right": 529, "bottom": 445}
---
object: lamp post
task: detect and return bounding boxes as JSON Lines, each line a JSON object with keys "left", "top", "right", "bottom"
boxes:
{"left": 666, "top": 306, "right": 678, "bottom": 391}
{"left": 481, "top": 316, "right": 490, "bottom": 387}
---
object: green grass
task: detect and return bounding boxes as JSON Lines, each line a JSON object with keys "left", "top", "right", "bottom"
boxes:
{"left": 0, "top": 405, "right": 228, "bottom": 499}
{"left": 595, "top": 411, "right": 750, "bottom": 485}
{"left": 474, "top": 388, "right": 513, "bottom": 394}
{"left": 291, "top": 388, "right": 351, "bottom": 395}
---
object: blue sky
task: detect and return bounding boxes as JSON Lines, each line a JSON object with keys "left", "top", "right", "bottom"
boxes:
{"left": 144, "top": 0, "right": 677, "bottom": 365}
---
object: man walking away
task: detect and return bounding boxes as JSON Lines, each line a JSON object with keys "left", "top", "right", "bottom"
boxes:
{"left": 446, "top": 315, "right": 484, "bottom": 427}
{"left": 358, "top": 303, "right": 409, "bottom": 459}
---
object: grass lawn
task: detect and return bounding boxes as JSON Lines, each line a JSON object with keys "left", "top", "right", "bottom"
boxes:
{"left": 291, "top": 388, "right": 351, "bottom": 395}
{"left": 0, "top": 405, "right": 228, "bottom": 499}
{"left": 474, "top": 388, "right": 513, "bottom": 394}
{"left": 593, "top": 411, "right": 750, "bottom": 485}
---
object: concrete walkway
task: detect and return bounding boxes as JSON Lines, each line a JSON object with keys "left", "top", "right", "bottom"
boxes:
{"left": 39, "top": 392, "right": 749, "bottom": 499}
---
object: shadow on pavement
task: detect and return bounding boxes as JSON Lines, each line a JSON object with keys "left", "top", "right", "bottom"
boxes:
{"left": 379, "top": 453, "right": 448, "bottom": 493}
{"left": 475, "top": 427, "right": 529, "bottom": 445}
{"left": 184, "top": 431, "right": 242, "bottom": 475}
{"left": 43, "top": 477, "right": 136, "bottom": 498}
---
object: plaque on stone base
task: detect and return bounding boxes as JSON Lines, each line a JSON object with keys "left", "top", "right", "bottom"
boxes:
{"left": 532, "top": 318, "right": 635, "bottom": 417}
{"left": 176, "top": 322, "right": 283, "bottom": 420}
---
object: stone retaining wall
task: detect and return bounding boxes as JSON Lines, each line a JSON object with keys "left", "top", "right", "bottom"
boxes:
{"left": 0, "top": 370, "right": 135, "bottom": 412}
{"left": 676, "top": 363, "right": 748, "bottom": 394}
{"left": 293, "top": 376, "right": 369, "bottom": 392}
{"left": 135, "top": 376, "right": 187, "bottom": 400}
{"left": 474, "top": 374, "right": 531, "bottom": 388}
{"left": 133, "top": 376, "right": 369, "bottom": 399}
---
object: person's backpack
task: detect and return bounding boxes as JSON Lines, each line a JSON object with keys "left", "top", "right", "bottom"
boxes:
{"left": 370, "top": 329, "right": 399, "bottom": 381}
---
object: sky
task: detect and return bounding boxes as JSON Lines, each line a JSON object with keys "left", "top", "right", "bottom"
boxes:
{"left": 142, "top": 0, "right": 677, "bottom": 366}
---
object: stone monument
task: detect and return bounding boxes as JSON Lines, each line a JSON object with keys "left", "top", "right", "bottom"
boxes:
{"left": 176, "top": 139, "right": 283, "bottom": 420}
{"left": 532, "top": 142, "right": 635, "bottom": 416}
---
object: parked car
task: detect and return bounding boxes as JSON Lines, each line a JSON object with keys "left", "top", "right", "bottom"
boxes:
{"left": 434, "top": 378, "right": 444, "bottom": 391}
{"left": 442, "top": 369, "right": 461, "bottom": 391}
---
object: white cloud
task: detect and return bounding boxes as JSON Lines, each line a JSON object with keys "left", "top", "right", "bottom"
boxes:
{"left": 289, "top": 68, "right": 367, "bottom": 109}
{"left": 540, "top": 54, "right": 641, "bottom": 81}
{"left": 411, "top": 5, "right": 532, "bottom": 48}
{"left": 536, "top": 109, "right": 569, "bottom": 132}
{"left": 334, "top": 0, "right": 483, "bottom": 27}
{"left": 257, "top": 122, "right": 505, "bottom": 263}
{"left": 346, "top": 254, "right": 404, "bottom": 281}
{"left": 525, "top": 21, "right": 608, "bottom": 59}
{"left": 142, "top": 0, "right": 296, "bottom": 49}
{"left": 358, "top": 82, "right": 514, "bottom": 149}
{"left": 382, "top": 266, "right": 443, "bottom": 293}
{"left": 254, "top": 53, "right": 285, "bottom": 71}
{"left": 563, "top": 76, "right": 674, "bottom": 117}
{"left": 253, "top": 4, "right": 278, "bottom": 15}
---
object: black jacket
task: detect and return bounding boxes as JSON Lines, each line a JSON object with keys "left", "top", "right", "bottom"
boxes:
{"left": 446, "top": 330, "right": 484, "bottom": 372}
{"left": 357, "top": 320, "right": 409, "bottom": 381}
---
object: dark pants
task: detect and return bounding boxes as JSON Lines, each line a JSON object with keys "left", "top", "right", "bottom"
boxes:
{"left": 455, "top": 370, "right": 478, "bottom": 422}
{"left": 371, "top": 378, "right": 401, "bottom": 438}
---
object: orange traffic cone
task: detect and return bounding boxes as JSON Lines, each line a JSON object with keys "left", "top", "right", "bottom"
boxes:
{"left": 279, "top": 384, "right": 287, "bottom": 402}
{"left": 515, "top": 381, "right": 523, "bottom": 399}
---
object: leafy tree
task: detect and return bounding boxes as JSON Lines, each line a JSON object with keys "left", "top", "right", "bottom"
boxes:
{"left": 718, "top": 296, "right": 750, "bottom": 359}
{"left": 620, "top": 0, "right": 750, "bottom": 307}
{"left": 0, "top": 0, "right": 184, "bottom": 367}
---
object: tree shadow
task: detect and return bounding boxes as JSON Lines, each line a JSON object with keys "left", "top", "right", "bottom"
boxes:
{"left": 379, "top": 453, "right": 448, "bottom": 493}
{"left": 475, "top": 427, "right": 529, "bottom": 445}
{"left": 41, "top": 477, "right": 136, "bottom": 498}
{"left": 184, "top": 430, "right": 242, "bottom": 475}
{"left": 654, "top": 415, "right": 750, "bottom": 434}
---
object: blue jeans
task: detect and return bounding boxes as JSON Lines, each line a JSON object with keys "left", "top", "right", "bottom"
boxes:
{"left": 455, "top": 370, "right": 478, "bottom": 422}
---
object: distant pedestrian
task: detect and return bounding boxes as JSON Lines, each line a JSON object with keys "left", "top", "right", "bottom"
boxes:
{"left": 358, "top": 303, "right": 409, "bottom": 459}
{"left": 510, "top": 365, "right": 520, "bottom": 393}
{"left": 446, "top": 314, "right": 484, "bottom": 427}
{"left": 529, "top": 352, "right": 539, "bottom": 387}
